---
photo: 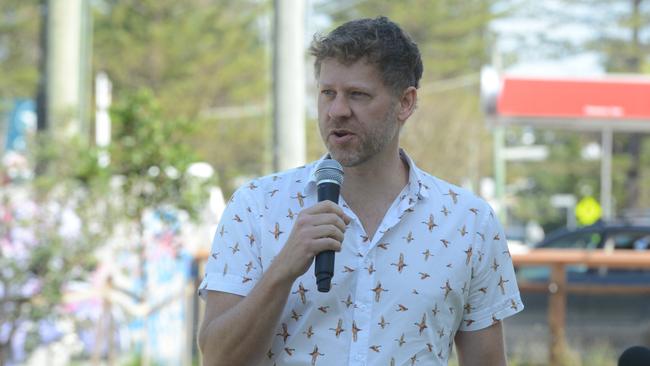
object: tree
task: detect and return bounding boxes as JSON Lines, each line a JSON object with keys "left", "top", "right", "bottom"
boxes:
{"left": 93, "top": 0, "right": 272, "bottom": 195}
{"left": 0, "top": 0, "right": 40, "bottom": 104}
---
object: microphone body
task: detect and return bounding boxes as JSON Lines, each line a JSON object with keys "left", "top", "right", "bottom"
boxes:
{"left": 314, "top": 159, "right": 344, "bottom": 292}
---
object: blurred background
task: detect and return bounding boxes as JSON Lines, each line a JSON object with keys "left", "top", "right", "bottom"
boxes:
{"left": 1, "top": 0, "right": 649, "bottom": 365}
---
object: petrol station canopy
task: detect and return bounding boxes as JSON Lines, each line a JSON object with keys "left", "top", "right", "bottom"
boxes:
{"left": 480, "top": 67, "right": 650, "bottom": 221}
{"left": 482, "top": 69, "right": 650, "bottom": 131}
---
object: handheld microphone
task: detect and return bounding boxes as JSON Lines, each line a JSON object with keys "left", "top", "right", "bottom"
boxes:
{"left": 618, "top": 345, "right": 650, "bottom": 366}
{"left": 314, "top": 158, "right": 344, "bottom": 292}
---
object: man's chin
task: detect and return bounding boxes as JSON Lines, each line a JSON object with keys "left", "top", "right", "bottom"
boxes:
{"left": 327, "top": 150, "right": 364, "bottom": 168}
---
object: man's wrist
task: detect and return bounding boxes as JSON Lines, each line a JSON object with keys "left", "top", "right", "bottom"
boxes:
{"left": 264, "top": 260, "right": 298, "bottom": 293}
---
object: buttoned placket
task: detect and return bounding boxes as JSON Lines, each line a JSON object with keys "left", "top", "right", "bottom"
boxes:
{"left": 349, "top": 257, "right": 373, "bottom": 366}
{"left": 338, "top": 198, "right": 369, "bottom": 365}
{"left": 339, "top": 182, "right": 420, "bottom": 366}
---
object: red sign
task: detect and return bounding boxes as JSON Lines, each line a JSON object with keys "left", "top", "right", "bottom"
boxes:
{"left": 497, "top": 76, "right": 650, "bottom": 120}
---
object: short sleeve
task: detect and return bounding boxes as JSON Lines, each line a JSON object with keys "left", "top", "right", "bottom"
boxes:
{"left": 198, "top": 183, "right": 263, "bottom": 299}
{"left": 460, "top": 204, "right": 523, "bottom": 331}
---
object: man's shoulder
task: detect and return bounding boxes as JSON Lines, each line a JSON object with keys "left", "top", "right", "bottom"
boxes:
{"left": 232, "top": 161, "right": 317, "bottom": 197}
{"left": 418, "top": 170, "right": 493, "bottom": 212}
{"left": 255, "top": 161, "right": 316, "bottom": 188}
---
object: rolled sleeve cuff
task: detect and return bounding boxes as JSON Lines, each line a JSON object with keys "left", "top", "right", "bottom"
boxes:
{"left": 198, "top": 272, "right": 257, "bottom": 300}
{"left": 459, "top": 292, "right": 524, "bottom": 332}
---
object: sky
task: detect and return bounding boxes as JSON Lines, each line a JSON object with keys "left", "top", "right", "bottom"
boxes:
{"left": 490, "top": 5, "right": 606, "bottom": 77}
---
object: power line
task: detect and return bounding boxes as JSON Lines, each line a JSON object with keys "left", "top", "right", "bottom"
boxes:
{"left": 418, "top": 73, "right": 480, "bottom": 95}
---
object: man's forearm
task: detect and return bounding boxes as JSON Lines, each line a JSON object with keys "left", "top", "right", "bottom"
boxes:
{"left": 200, "top": 201, "right": 348, "bottom": 365}
{"left": 199, "top": 266, "right": 295, "bottom": 366}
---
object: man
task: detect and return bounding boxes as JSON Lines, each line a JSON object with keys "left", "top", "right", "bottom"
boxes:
{"left": 198, "top": 16, "right": 523, "bottom": 366}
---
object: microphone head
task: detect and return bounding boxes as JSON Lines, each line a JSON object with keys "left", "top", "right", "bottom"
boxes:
{"left": 619, "top": 345, "right": 650, "bottom": 366}
{"left": 315, "top": 159, "right": 344, "bottom": 186}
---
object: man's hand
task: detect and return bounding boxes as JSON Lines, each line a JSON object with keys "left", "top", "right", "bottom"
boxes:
{"left": 199, "top": 201, "right": 350, "bottom": 366}
{"left": 269, "top": 200, "right": 351, "bottom": 285}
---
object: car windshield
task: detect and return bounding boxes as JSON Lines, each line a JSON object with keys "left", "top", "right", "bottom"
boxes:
{"left": 541, "top": 231, "right": 602, "bottom": 249}
{"left": 604, "top": 231, "right": 650, "bottom": 250}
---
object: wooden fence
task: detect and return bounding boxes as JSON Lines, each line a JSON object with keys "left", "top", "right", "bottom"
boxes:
{"left": 512, "top": 249, "right": 650, "bottom": 365}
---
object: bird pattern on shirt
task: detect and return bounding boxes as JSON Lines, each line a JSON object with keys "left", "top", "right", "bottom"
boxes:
{"left": 199, "top": 155, "right": 524, "bottom": 366}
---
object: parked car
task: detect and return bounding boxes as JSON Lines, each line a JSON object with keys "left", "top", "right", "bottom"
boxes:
{"left": 516, "top": 221, "right": 650, "bottom": 285}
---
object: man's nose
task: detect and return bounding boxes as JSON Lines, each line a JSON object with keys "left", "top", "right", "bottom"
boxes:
{"left": 328, "top": 94, "right": 352, "bottom": 119}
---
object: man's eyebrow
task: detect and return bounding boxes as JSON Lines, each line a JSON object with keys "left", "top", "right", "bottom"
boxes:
{"left": 317, "top": 82, "right": 373, "bottom": 92}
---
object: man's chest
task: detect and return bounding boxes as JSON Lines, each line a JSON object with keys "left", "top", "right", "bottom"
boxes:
{"left": 255, "top": 186, "right": 483, "bottom": 365}
{"left": 261, "top": 224, "right": 473, "bottom": 366}
{"left": 259, "top": 196, "right": 478, "bottom": 307}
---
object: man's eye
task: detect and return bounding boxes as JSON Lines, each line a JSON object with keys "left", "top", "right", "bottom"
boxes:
{"left": 321, "top": 90, "right": 335, "bottom": 97}
{"left": 351, "top": 91, "right": 369, "bottom": 98}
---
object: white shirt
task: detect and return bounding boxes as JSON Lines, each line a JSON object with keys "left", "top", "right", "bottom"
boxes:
{"left": 199, "top": 151, "right": 523, "bottom": 366}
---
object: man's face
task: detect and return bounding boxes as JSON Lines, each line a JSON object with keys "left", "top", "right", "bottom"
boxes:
{"left": 317, "top": 58, "right": 401, "bottom": 167}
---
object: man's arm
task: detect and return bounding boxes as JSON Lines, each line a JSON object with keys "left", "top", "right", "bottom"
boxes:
{"left": 198, "top": 201, "right": 350, "bottom": 366}
{"left": 454, "top": 321, "right": 507, "bottom": 366}
{"left": 198, "top": 267, "right": 294, "bottom": 366}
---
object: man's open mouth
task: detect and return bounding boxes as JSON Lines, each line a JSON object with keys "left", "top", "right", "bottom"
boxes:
{"left": 332, "top": 130, "right": 353, "bottom": 137}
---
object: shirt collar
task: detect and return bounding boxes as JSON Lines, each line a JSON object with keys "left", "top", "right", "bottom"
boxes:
{"left": 303, "top": 149, "right": 430, "bottom": 200}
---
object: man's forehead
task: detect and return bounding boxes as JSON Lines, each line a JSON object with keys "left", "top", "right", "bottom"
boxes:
{"left": 317, "top": 58, "right": 382, "bottom": 86}
{"left": 319, "top": 57, "right": 373, "bottom": 71}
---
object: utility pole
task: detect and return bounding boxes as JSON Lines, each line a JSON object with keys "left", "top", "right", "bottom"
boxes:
{"left": 601, "top": 128, "right": 613, "bottom": 220}
{"left": 46, "top": 0, "right": 89, "bottom": 138}
{"left": 272, "top": 0, "right": 306, "bottom": 171}
{"left": 36, "top": 0, "right": 48, "bottom": 132}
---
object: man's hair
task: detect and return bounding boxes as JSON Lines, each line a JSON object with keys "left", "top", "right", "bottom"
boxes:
{"left": 309, "top": 16, "right": 423, "bottom": 95}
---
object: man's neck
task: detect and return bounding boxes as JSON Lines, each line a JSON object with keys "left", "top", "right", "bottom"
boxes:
{"left": 341, "top": 151, "right": 408, "bottom": 196}
{"left": 339, "top": 149, "right": 409, "bottom": 239}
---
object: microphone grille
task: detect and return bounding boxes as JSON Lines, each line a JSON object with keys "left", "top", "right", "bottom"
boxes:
{"left": 315, "top": 159, "right": 344, "bottom": 185}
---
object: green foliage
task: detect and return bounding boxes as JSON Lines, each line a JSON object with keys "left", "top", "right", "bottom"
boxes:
{"left": 31, "top": 135, "right": 111, "bottom": 193}
{"left": 109, "top": 88, "right": 212, "bottom": 221}
{"left": 0, "top": 0, "right": 40, "bottom": 100}
{"left": 1, "top": 88, "right": 210, "bottom": 363}
{"left": 0, "top": 136, "right": 111, "bottom": 363}
{"left": 94, "top": 0, "right": 269, "bottom": 117}
{"left": 507, "top": 131, "right": 598, "bottom": 231}
{"left": 93, "top": 0, "right": 271, "bottom": 195}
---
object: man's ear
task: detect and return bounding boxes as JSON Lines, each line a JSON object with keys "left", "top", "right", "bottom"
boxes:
{"left": 397, "top": 86, "right": 418, "bottom": 122}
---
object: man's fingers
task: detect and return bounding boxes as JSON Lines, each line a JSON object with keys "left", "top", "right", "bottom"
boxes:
{"left": 307, "top": 200, "right": 347, "bottom": 217}
{"left": 301, "top": 201, "right": 352, "bottom": 227}
{"left": 342, "top": 214, "right": 352, "bottom": 225}
{"left": 307, "top": 213, "right": 347, "bottom": 232}
{"left": 311, "top": 237, "right": 342, "bottom": 253}
{"left": 307, "top": 225, "right": 345, "bottom": 243}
